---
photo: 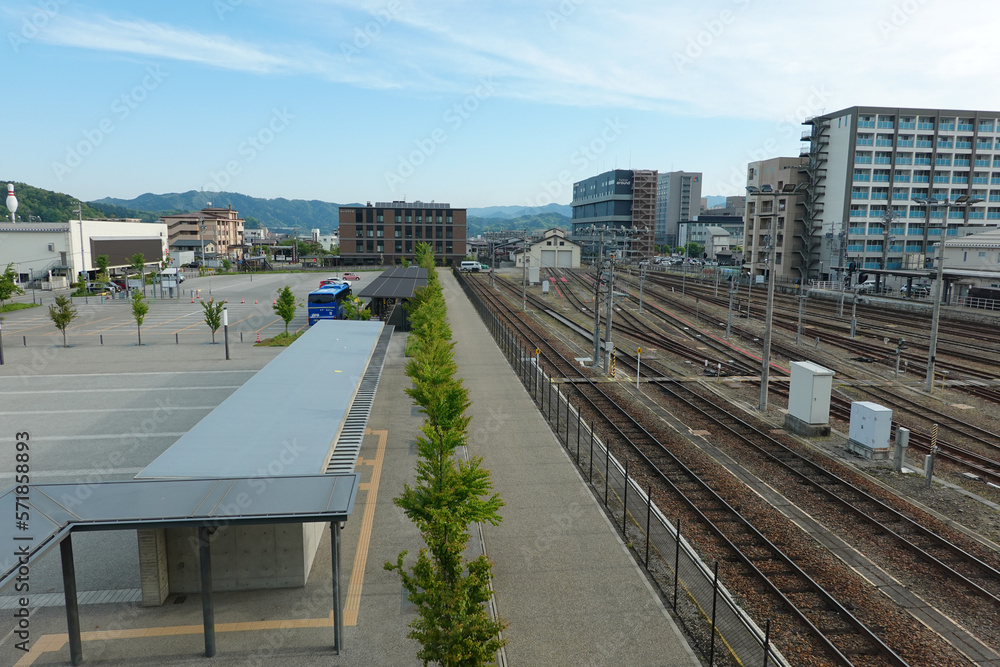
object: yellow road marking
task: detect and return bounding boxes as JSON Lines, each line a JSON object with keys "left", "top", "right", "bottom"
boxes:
{"left": 343, "top": 428, "right": 387, "bottom": 626}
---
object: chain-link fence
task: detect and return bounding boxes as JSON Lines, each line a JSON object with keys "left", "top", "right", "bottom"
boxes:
{"left": 458, "top": 273, "right": 789, "bottom": 667}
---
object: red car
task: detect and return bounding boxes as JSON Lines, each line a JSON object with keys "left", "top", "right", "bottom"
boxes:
{"left": 343, "top": 272, "right": 361, "bottom": 281}
{"left": 319, "top": 277, "right": 346, "bottom": 288}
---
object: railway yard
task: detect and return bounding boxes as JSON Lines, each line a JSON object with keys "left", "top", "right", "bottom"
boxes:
{"left": 457, "top": 266, "right": 1000, "bottom": 667}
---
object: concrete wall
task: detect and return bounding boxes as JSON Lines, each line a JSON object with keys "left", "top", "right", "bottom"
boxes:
{"left": 162, "top": 523, "right": 319, "bottom": 594}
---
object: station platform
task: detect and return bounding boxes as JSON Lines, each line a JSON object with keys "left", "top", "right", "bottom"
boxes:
{"left": 3, "top": 272, "right": 699, "bottom": 666}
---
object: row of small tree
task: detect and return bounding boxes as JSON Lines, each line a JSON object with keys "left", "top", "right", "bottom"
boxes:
{"left": 385, "top": 242, "right": 506, "bottom": 666}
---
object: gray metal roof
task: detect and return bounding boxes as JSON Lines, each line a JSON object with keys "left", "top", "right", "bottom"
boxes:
{"left": 358, "top": 266, "right": 428, "bottom": 299}
{"left": 0, "top": 475, "right": 359, "bottom": 590}
{"left": 137, "top": 319, "right": 385, "bottom": 479}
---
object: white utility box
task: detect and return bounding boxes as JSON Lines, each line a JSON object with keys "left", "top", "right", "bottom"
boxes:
{"left": 787, "top": 361, "right": 834, "bottom": 425}
{"left": 847, "top": 401, "right": 893, "bottom": 460}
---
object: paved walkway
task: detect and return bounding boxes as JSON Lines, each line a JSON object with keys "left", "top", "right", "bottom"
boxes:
{"left": 435, "top": 270, "right": 698, "bottom": 665}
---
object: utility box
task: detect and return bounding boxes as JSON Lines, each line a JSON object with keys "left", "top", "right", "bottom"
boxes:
{"left": 529, "top": 266, "right": 540, "bottom": 285}
{"left": 783, "top": 361, "right": 834, "bottom": 436}
{"left": 542, "top": 279, "right": 550, "bottom": 294}
{"left": 847, "top": 401, "right": 893, "bottom": 460}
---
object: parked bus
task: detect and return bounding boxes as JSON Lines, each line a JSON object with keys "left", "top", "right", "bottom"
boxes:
{"left": 307, "top": 283, "right": 352, "bottom": 325}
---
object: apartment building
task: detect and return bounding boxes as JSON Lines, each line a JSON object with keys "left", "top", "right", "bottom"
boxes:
{"left": 801, "top": 106, "right": 1000, "bottom": 276}
{"left": 744, "top": 157, "right": 810, "bottom": 281}
{"left": 570, "top": 169, "right": 656, "bottom": 261}
{"left": 655, "top": 171, "right": 702, "bottom": 247}
{"left": 161, "top": 206, "right": 245, "bottom": 260}
{"left": 337, "top": 201, "right": 467, "bottom": 265}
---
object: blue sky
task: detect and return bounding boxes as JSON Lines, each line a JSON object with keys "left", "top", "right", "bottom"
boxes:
{"left": 3, "top": 0, "right": 999, "bottom": 208}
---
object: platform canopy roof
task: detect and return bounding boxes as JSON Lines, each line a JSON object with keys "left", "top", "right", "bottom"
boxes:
{"left": 0, "top": 474, "right": 359, "bottom": 590}
{"left": 358, "top": 266, "right": 428, "bottom": 299}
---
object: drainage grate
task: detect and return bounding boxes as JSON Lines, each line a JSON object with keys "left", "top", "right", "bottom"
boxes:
{"left": 325, "top": 325, "right": 393, "bottom": 474}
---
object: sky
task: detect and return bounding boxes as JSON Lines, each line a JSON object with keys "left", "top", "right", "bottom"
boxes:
{"left": 3, "top": 0, "right": 1000, "bottom": 209}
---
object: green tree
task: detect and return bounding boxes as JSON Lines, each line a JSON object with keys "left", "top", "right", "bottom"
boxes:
{"left": 202, "top": 299, "right": 224, "bottom": 343}
{"left": 387, "top": 255, "right": 505, "bottom": 665}
{"left": 0, "top": 263, "right": 25, "bottom": 306}
{"left": 341, "top": 295, "right": 372, "bottom": 321}
{"left": 129, "top": 253, "right": 146, "bottom": 298}
{"left": 95, "top": 254, "right": 110, "bottom": 283}
{"left": 131, "top": 292, "right": 149, "bottom": 345}
{"left": 48, "top": 295, "right": 77, "bottom": 347}
{"left": 221, "top": 258, "right": 232, "bottom": 271}
{"left": 273, "top": 285, "right": 297, "bottom": 334}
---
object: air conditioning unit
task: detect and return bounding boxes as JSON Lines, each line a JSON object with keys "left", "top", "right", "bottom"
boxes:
{"left": 47, "top": 243, "right": 55, "bottom": 251}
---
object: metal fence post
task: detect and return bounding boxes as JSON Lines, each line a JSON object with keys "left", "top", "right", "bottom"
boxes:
{"left": 762, "top": 619, "right": 771, "bottom": 667}
{"left": 589, "top": 425, "right": 594, "bottom": 483}
{"left": 554, "top": 384, "right": 560, "bottom": 432}
{"left": 673, "top": 518, "right": 681, "bottom": 612}
{"left": 622, "top": 458, "right": 628, "bottom": 536}
{"left": 604, "top": 442, "right": 610, "bottom": 507}
{"left": 710, "top": 561, "right": 719, "bottom": 667}
{"left": 576, "top": 410, "right": 581, "bottom": 463}
{"left": 645, "top": 486, "right": 652, "bottom": 568}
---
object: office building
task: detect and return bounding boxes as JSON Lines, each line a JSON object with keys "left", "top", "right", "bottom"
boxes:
{"left": 337, "top": 201, "right": 467, "bottom": 265}
{"left": 801, "top": 106, "right": 1000, "bottom": 278}
{"left": 570, "top": 169, "right": 656, "bottom": 261}
{"left": 655, "top": 171, "right": 702, "bottom": 247}
{"left": 744, "top": 157, "right": 810, "bottom": 281}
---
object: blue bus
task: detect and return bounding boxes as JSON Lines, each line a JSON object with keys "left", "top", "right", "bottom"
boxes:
{"left": 307, "top": 283, "right": 352, "bottom": 324}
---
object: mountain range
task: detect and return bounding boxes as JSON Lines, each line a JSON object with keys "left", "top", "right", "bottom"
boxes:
{"left": 7, "top": 184, "right": 725, "bottom": 237}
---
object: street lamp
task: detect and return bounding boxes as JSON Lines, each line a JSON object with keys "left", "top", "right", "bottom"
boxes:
{"left": 911, "top": 195, "right": 983, "bottom": 391}
{"left": 746, "top": 182, "right": 807, "bottom": 411}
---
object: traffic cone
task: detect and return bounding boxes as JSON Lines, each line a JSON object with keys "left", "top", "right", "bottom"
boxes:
{"left": 256, "top": 333, "right": 260, "bottom": 343}
{"left": 254, "top": 299, "right": 258, "bottom": 304}
{"left": 241, "top": 297, "right": 245, "bottom": 304}
{"left": 191, "top": 295, "right": 195, "bottom": 303}
{"left": 224, "top": 298, "right": 228, "bottom": 303}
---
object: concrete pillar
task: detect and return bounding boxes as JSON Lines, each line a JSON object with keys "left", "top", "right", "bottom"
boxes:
{"left": 137, "top": 528, "right": 169, "bottom": 606}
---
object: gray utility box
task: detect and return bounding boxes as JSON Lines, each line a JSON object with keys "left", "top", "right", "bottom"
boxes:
{"left": 783, "top": 361, "right": 834, "bottom": 437}
{"left": 847, "top": 401, "right": 893, "bottom": 460}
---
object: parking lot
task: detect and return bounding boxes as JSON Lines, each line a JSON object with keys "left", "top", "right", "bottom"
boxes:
{"left": 2, "top": 271, "right": 372, "bottom": 351}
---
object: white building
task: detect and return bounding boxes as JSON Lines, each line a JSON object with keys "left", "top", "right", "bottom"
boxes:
{"left": 0, "top": 219, "right": 168, "bottom": 288}
{"left": 514, "top": 228, "right": 581, "bottom": 268}
{"left": 802, "top": 106, "right": 1000, "bottom": 279}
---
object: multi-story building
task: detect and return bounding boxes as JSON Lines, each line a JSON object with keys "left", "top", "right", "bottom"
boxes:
{"left": 678, "top": 212, "right": 745, "bottom": 263}
{"left": 161, "top": 206, "right": 245, "bottom": 261}
{"left": 655, "top": 171, "right": 702, "bottom": 247}
{"left": 571, "top": 169, "right": 656, "bottom": 261}
{"left": 337, "top": 201, "right": 467, "bottom": 265}
{"left": 744, "top": 157, "right": 810, "bottom": 281}
{"left": 801, "top": 106, "right": 1000, "bottom": 278}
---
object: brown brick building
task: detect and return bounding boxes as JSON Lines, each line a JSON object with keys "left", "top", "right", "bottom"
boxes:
{"left": 338, "top": 201, "right": 467, "bottom": 265}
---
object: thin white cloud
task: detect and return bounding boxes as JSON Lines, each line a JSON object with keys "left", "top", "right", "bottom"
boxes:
{"left": 29, "top": 1, "right": 1000, "bottom": 120}
{"left": 38, "top": 15, "right": 296, "bottom": 74}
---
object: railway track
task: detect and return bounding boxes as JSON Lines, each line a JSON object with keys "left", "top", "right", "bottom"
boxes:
{"left": 465, "top": 274, "right": 917, "bottom": 666}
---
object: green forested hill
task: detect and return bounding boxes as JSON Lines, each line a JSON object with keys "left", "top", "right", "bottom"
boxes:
{"left": 0, "top": 181, "right": 105, "bottom": 222}
{"left": 466, "top": 212, "right": 570, "bottom": 236}
{"left": 92, "top": 190, "right": 346, "bottom": 233}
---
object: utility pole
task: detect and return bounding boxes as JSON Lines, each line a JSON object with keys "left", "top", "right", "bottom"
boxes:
{"left": 521, "top": 229, "right": 528, "bottom": 312}
{"left": 591, "top": 227, "right": 604, "bottom": 368}
{"left": 638, "top": 263, "right": 646, "bottom": 313}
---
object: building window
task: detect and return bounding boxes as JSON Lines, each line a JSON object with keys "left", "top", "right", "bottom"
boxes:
{"left": 356, "top": 242, "right": 364, "bottom": 253}
{"left": 395, "top": 241, "right": 403, "bottom": 252}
